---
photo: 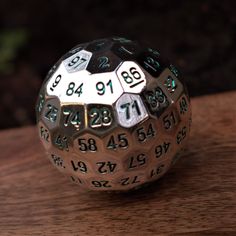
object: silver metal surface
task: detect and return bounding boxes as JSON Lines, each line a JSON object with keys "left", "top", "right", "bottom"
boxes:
{"left": 36, "top": 37, "right": 191, "bottom": 191}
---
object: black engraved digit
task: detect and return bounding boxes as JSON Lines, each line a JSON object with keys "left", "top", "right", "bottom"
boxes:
{"left": 90, "top": 108, "right": 101, "bottom": 128}
{"left": 88, "top": 138, "right": 97, "bottom": 151}
{"left": 92, "top": 180, "right": 111, "bottom": 188}
{"left": 50, "top": 74, "right": 62, "bottom": 92}
{"left": 96, "top": 161, "right": 117, "bottom": 174}
{"left": 179, "top": 97, "right": 188, "bottom": 114}
{"left": 98, "top": 56, "right": 110, "bottom": 69}
{"left": 40, "top": 126, "right": 49, "bottom": 142}
{"left": 121, "top": 177, "right": 129, "bottom": 186}
{"left": 128, "top": 154, "right": 146, "bottom": 169}
{"left": 68, "top": 56, "right": 80, "bottom": 67}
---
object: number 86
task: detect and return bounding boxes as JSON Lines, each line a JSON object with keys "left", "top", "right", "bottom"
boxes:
{"left": 121, "top": 67, "right": 141, "bottom": 84}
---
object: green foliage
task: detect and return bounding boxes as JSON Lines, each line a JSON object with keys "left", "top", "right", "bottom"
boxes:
{"left": 0, "top": 29, "right": 28, "bottom": 74}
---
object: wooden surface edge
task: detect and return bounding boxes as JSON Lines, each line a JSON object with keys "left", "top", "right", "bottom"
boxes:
{"left": 0, "top": 91, "right": 236, "bottom": 235}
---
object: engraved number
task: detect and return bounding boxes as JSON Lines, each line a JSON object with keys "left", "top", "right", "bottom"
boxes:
{"left": 176, "top": 126, "right": 187, "bottom": 144}
{"left": 55, "top": 135, "right": 69, "bottom": 151}
{"left": 120, "top": 100, "right": 141, "bottom": 120}
{"left": 163, "top": 111, "right": 177, "bottom": 129}
{"left": 143, "top": 56, "right": 161, "bottom": 73}
{"left": 106, "top": 133, "right": 128, "bottom": 150}
{"left": 44, "top": 104, "right": 58, "bottom": 123}
{"left": 51, "top": 154, "right": 65, "bottom": 168}
{"left": 96, "top": 80, "right": 113, "bottom": 95}
{"left": 150, "top": 164, "right": 165, "bottom": 178}
{"left": 40, "top": 126, "right": 49, "bottom": 142}
{"left": 121, "top": 67, "right": 144, "bottom": 88}
{"left": 70, "top": 176, "right": 83, "bottom": 184}
{"left": 78, "top": 138, "right": 97, "bottom": 152}
{"left": 155, "top": 142, "right": 171, "bottom": 158}
{"left": 96, "top": 161, "right": 117, "bottom": 174}
{"left": 71, "top": 160, "right": 87, "bottom": 173}
{"left": 128, "top": 154, "right": 146, "bottom": 169}
{"left": 37, "top": 94, "right": 45, "bottom": 113}
{"left": 89, "top": 107, "right": 112, "bottom": 128}
{"left": 92, "top": 180, "right": 111, "bottom": 188}
{"left": 50, "top": 74, "right": 62, "bottom": 92}
{"left": 98, "top": 56, "right": 110, "bottom": 69}
{"left": 63, "top": 109, "right": 81, "bottom": 128}
{"left": 145, "top": 87, "right": 167, "bottom": 111}
{"left": 136, "top": 123, "right": 155, "bottom": 142}
{"left": 66, "top": 82, "right": 83, "bottom": 97}
{"left": 164, "top": 75, "right": 177, "bottom": 93}
{"left": 179, "top": 97, "right": 188, "bottom": 114}
{"left": 68, "top": 56, "right": 86, "bottom": 68}
{"left": 120, "top": 176, "right": 140, "bottom": 186}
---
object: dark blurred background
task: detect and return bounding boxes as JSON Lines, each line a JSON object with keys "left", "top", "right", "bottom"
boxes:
{"left": 0, "top": 0, "right": 235, "bottom": 130}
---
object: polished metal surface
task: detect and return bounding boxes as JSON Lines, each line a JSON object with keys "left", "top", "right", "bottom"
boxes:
{"left": 36, "top": 37, "right": 191, "bottom": 191}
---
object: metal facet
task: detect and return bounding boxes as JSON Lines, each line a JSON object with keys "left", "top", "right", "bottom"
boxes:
{"left": 36, "top": 37, "right": 191, "bottom": 191}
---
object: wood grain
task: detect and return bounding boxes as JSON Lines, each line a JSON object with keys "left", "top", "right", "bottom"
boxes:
{"left": 0, "top": 92, "right": 236, "bottom": 236}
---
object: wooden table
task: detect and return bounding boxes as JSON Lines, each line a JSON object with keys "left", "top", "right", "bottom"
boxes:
{"left": 0, "top": 92, "right": 236, "bottom": 235}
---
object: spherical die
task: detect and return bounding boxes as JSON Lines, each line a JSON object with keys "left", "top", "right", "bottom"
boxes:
{"left": 36, "top": 37, "right": 191, "bottom": 191}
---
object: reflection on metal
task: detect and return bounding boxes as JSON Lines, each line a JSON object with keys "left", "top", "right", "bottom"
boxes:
{"left": 36, "top": 37, "right": 191, "bottom": 191}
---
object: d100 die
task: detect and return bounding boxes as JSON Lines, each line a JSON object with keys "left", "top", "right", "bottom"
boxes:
{"left": 36, "top": 37, "right": 191, "bottom": 191}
